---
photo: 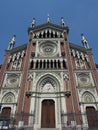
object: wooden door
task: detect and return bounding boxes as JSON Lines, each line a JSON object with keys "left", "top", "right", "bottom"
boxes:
{"left": 2, "top": 107, "right": 11, "bottom": 119}
{"left": 41, "top": 100, "right": 55, "bottom": 128}
{"left": 1, "top": 107, "right": 11, "bottom": 126}
{"left": 86, "top": 107, "right": 98, "bottom": 128}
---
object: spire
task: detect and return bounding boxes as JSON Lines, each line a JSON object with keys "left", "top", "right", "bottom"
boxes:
{"left": 31, "top": 18, "right": 36, "bottom": 28}
{"left": 47, "top": 14, "right": 50, "bottom": 23}
{"left": 81, "top": 33, "right": 89, "bottom": 48}
{"left": 8, "top": 35, "right": 16, "bottom": 50}
{"left": 61, "top": 17, "right": 66, "bottom": 27}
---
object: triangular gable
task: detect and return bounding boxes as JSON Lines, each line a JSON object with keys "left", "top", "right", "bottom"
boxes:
{"left": 28, "top": 22, "right": 69, "bottom": 38}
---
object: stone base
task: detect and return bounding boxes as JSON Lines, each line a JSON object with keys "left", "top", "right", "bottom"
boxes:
{"left": 37, "top": 128, "right": 59, "bottom": 130}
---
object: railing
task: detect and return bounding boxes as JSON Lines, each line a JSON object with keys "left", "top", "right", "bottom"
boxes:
{"left": 0, "top": 112, "right": 34, "bottom": 130}
{"left": 0, "top": 126, "right": 98, "bottom": 130}
{"left": 62, "top": 126, "right": 98, "bottom": 130}
{"left": 61, "top": 112, "right": 98, "bottom": 130}
{"left": 0, "top": 112, "right": 98, "bottom": 130}
{"left": 0, "top": 127, "right": 33, "bottom": 130}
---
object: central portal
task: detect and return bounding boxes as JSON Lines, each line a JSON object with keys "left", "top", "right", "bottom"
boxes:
{"left": 41, "top": 100, "right": 55, "bottom": 128}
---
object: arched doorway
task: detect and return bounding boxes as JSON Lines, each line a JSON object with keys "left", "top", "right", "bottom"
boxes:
{"left": 86, "top": 107, "right": 98, "bottom": 128}
{"left": 41, "top": 100, "right": 55, "bottom": 128}
{"left": 0, "top": 107, "right": 11, "bottom": 127}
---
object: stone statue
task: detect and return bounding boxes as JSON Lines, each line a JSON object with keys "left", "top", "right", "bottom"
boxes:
{"left": 81, "top": 33, "right": 89, "bottom": 48}
{"left": 31, "top": 18, "right": 36, "bottom": 27}
{"left": 8, "top": 35, "right": 16, "bottom": 50}
{"left": 61, "top": 17, "right": 65, "bottom": 27}
{"left": 47, "top": 14, "right": 50, "bottom": 23}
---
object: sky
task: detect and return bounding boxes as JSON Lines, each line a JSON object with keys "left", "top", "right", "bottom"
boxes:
{"left": 0, "top": 0, "right": 98, "bottom": 64}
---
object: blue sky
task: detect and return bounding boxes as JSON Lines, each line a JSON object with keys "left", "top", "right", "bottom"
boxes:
{"left": 0, "top": 0, "right": 98, "bottom": 64}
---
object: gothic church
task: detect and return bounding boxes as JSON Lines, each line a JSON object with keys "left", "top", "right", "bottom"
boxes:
{"left": 0, "top": 17, "right": 98, "bottom": 130}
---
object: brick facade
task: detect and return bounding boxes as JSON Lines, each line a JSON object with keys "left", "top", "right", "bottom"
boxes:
{"left": 0, "top": 21, "right": 98, "bottom": 129}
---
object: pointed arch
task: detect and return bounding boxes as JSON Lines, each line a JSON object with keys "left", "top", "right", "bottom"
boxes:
{"left": 36, "top": 74, "right": 60, "bottom": 92}
{"left": 2, "top": 92, "right": 15, "bottom": 103}
{"left": 82, "top": 91, "right": 95, "bottom": 103}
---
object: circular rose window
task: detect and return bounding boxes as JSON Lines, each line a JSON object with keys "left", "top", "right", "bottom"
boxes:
{"left": 39, "top": 41, "right": 57, "bottom": 56}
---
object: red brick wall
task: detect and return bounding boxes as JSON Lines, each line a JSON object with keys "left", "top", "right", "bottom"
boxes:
{"left": 16, "top": 31, "right": 34, "bottom": 124}
{"left": 63, "top": 31, "right": 82, "bottom": 124}
{"left": 86, "top": 50, "right": 98, "bottom": 93}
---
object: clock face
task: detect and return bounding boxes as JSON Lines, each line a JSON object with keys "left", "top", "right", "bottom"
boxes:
{"left": 39, "top": 41, "right": 57, "bottom": 57}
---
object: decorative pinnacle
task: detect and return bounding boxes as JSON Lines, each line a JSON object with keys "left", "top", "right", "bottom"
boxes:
{"left": 8, "top": 35, "right": 16, "bottom": 50}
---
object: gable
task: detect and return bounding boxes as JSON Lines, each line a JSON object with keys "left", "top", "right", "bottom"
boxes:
{"left": 28, "top": 23, "right": 69, "bottom": 39}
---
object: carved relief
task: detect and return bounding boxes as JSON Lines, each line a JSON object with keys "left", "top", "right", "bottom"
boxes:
{"left": 41, "top": 82, "right": 55, "bottom": 92}
{"left": 63, "top": 73, "right": 69, "bottom": 80}
{"left": 2, "top": 92, "right": 15, "bottom": 103}
{"left": 82, "top": 92, "right": 95, "bottom": 103}
{"left": 4, "top": 74, "right": 20, "bottom": 88}
{"left": 27, "top": 73, "right": 33, "bottom": 81}
{"left": 77, "top": 73, "right": 91, "bottom": 87}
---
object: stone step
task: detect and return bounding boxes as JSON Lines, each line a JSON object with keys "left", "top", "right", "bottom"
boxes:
{"left": 37, "top": 128, "right": 59, "bottom": 130}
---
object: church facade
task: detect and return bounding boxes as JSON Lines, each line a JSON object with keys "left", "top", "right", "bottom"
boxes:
{"left": 0, "top": 18, "right": 98, "bottom": 129}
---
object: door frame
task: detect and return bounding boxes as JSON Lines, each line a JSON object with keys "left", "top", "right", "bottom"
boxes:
{"left": 41, "top": 99, "right": 55, "bottom": 128}
{"left": 86, "top": 106, "right": 98, "bottom": 128}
